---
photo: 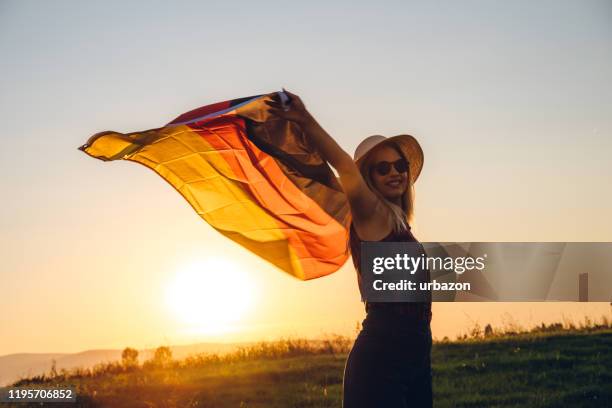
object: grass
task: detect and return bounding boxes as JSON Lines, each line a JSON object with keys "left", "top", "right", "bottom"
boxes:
{"left": 6, "top": 317, "right": 612, "bottom": 407}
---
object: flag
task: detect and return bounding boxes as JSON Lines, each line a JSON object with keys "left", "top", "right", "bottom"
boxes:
{"left": 79, "top": 92, "right": 350, "bottom": 280}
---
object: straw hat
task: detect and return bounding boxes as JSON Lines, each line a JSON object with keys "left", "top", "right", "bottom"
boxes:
{"left": 353, "top": 135, "right": 424, "bottom": 183}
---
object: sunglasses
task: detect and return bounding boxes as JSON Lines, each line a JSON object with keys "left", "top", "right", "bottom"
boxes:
{"left": 372, "top": 158, "right": 409, "bottom": 176}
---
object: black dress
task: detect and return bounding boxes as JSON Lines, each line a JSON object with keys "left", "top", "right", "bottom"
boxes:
{"left": 343, "top": 223, "right": 433, "bottom": 408}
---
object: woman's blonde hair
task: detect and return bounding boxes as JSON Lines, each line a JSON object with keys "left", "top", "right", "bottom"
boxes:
{"left": 357, "top": 141, "right": 415, "bottom": 233}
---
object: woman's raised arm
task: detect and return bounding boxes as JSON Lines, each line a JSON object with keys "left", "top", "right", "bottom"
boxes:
{"left": 265, "top": 90, "right": 392, "bottom": 238}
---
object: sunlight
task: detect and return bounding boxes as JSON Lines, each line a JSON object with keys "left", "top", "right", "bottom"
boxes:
{"left": 165, "top": 257, "right": 257, "bottom": 334}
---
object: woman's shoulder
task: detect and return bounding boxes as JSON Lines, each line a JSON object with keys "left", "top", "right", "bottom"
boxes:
{"left": 383, "top": 224, "right": 415, "bottom": 242}
{"left": 350, "top": 221, "right": 415, "bottom": 243}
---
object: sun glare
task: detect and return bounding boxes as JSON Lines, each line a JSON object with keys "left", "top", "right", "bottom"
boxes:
{"left": 165, "top": 258, "right": 256, "bottom": 334}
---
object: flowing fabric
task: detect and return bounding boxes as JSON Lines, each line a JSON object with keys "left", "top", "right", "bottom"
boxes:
{"left": 79, "top": 92, "right": 350, "bottom": 280}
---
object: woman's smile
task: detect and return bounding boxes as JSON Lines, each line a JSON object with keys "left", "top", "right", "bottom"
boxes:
{"left": 385, "top": 177, "right": 405, "bottom": 189}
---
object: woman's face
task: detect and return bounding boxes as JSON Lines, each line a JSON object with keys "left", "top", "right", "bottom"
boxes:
{"left": 368, "top": 145, "right": 409, "bottom": 200}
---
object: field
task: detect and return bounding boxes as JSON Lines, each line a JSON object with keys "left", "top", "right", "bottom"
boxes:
{"left": 6, "top": 325, "right": 611, "bottom": 407}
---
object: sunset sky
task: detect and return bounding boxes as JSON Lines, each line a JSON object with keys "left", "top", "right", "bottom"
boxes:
{"left": 1, "top": 0, "right": 611, "bottom": 356}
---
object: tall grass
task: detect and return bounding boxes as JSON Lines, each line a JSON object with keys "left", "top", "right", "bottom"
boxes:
{"left": 445, "top": 312, "right": 612, "bottom": 343}
{"left": 11, "top": 313, "right": 611, "bottom": 387}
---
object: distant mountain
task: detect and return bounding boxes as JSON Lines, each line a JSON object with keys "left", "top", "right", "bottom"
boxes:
{"left": 0, "top": 342, "right": 246, "bottom": 386}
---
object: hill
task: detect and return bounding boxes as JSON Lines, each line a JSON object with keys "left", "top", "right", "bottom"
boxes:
{"left": 5, "top": 328, "right": 610, "bottom": 407}
{"left": 0, "top": 342, "right": 247, "bottom": 387}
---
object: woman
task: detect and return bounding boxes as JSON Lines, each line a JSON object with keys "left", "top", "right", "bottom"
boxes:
{"left": 266, "top": 90, "right": 433, "bottom": 407}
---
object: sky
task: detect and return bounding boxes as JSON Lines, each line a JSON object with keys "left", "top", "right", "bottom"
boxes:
{"left": 0, "top": 0, "right": 611, "bottom": 355}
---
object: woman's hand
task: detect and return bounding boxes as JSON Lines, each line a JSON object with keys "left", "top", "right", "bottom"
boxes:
{"left": 264, "top": 89, "right": 313, "bottom": 125}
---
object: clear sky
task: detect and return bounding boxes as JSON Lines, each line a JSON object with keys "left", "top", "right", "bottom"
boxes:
{"left": 1, "top": 0, "right": 611, "bottom": 355}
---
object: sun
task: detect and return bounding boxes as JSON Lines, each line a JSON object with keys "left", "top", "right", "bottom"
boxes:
{"left": 165, "top": 258, "right": 256, "bottom": 334}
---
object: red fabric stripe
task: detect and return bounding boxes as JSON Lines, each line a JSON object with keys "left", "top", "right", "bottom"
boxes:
{"left": 186, "top": 115, "right": 347, "bottom": 277}
{"left": 167, "top": 101, "right": 233, "bottom": 125}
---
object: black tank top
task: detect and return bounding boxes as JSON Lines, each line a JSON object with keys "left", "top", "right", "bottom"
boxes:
{"left": 349, "top": 222, "right": 432, "bottom": 323}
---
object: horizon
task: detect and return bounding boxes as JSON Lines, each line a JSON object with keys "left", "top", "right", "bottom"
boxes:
{"left": 1, "top": 306, "right": 609, "bottom": 358}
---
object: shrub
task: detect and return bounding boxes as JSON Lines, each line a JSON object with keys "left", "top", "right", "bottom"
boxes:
{"left": 121, "top": 347, "right": 139, "bottom": 369}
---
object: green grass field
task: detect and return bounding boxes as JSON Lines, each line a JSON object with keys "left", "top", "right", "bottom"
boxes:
{"left": 6, "top": 329, "right": 611, "bottom": 407}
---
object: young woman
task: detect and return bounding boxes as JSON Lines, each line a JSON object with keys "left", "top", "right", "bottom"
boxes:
{"left": 266, "top": 90, "right": 433, "bottom": 407}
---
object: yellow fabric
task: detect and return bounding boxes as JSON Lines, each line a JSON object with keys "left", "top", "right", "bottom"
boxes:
{"left": 81, "top": 124, "right": 305, "bottom": 277}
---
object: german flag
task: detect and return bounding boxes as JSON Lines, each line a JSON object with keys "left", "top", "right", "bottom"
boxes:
{"left": 79, "top": 92, "right": 350, "bottom": 280}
